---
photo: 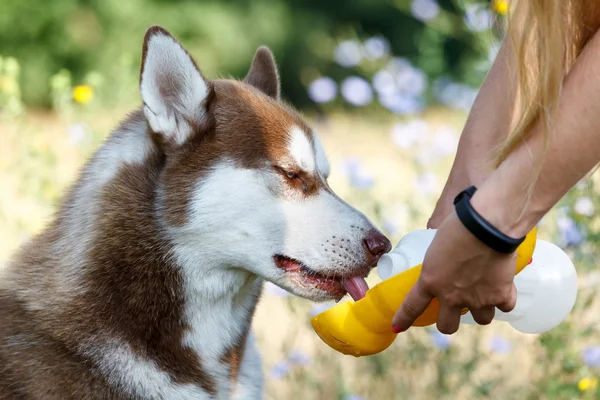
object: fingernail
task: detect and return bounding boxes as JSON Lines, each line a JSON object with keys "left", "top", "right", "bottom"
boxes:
{"left": 392, "top": 325, "right": 402, "bottom": 334}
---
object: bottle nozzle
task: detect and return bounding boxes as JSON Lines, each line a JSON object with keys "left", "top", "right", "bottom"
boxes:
{"left": 377, "top": 252, "right": 410, "bottom": 280}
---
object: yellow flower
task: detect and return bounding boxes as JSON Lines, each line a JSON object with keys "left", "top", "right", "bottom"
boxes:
{"left": 493, "top": 0, "right": 509, "bottom": 15}
{"left": 73, "top": 85, "right": 93, "bottom": 104}
{"left": 579, "top": 377, "right": 598, "bottom": 391}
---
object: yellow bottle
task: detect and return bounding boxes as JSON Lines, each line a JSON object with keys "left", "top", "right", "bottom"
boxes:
{"left": 311, "top": 228, "right": 538, "bottom": 357}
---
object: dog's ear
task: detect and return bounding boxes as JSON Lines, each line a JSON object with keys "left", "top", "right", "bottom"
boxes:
{"left": 140, "top": 26, "right": 213, "bottom": 145}
{"left": 244, "top": 46, "right": 280, "bottom": 100}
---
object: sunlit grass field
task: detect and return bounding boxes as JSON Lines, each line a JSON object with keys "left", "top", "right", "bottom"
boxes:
{"left": 2, "top": 107, "right": 600, "bottom": 399}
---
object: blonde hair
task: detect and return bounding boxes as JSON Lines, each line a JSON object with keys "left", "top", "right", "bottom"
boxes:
{"left": 495, "top": 0, "right": 600, "bottom": 167}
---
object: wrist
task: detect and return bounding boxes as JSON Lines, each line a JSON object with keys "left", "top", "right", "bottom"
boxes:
{"left": 469, "top": 182, "right": 545, "bottom": 239}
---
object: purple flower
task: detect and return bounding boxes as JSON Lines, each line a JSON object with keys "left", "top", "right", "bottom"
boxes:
{"left": 464, "top": 4, "right": 492, "bottom": 32}
{"left": 396, "top": 67, "right": 427, "bottom": 98}
{"left": 379, "top": 93, "right": 423, "bottom": 115}
{"left": 583, "top": 346, "right": 600, "bottom": 368}
{"left": 340, "top": 157, "right": 362, "bottom": 175}
{"left": 411, "top": 0, "right": 440, "bottom": 21}
{"left": 349, "top": 170, "right": 375, "bottom": 190}
{"left": 270, "top": 360, "right": 290, "bottom": 379}
{"left": 431, "top": 330, "right": 451, "bottom": 350}
{"left": 288, "top": 350, "right": 311, "bottom": 366}
{"left": 308, "top": 77, "right": 337, "bottom": 104}
{"left": 335, "top": 41, "right": 362, "bottom": 67}
{"left": 339, "top": 158, "right": 375, "bottom": 190}
{"left": 489, "top": 335, "right": 512, "bottom": 354}
{"left": 341, "top": 76, "right": 373, "bottom": 106}
{"left": 372, "top": 70, "right": 396, "bottom": 96}
{"left": 435, "top": 81, "right": 478, "bottom": 112}
{"left": 363, "top": 37, "right": 390, "bottom": 60}
{"left": 557, "top": 215, "right": 585, "bottom": 247}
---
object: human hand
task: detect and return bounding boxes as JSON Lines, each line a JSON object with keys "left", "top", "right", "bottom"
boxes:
{"left": 391, "top": 211, "right": 518, "bottom": 334}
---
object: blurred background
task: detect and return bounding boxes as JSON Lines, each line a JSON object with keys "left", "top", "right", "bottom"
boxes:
{"left": 1, "top": 0, "right": 600, "bottom": 399}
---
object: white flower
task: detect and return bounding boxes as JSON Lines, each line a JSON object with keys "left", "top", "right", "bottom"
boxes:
{"left": 339, "top": 158, "right": 375, "bottom": 190}
{"left": 574, "top": 197, "right": 595, "bottom": 217}
{"left": 341, "top": 76, "right": 373, "bottom": 106}
{"left": 363, "top": 37, "right": 390, "bottom": 60}
{"left": 436, "top": 82, "right": 478, "bottom": 112}
{"left": 379, "top": 93, "right": 423, "bottom": 115}
{"left": 464, "top": 4, "right": 492, "bottom": 32}
{"left": 308, "top": 77, "right": 337, "bottom": 103}
{"left": 415, "top": 147, "right": 440, "bottom": 167}
{"left": 391, "top": 120, "right": 429, "bottom": 148}
{"left": 372, "top": 70, "right": 397, "bottom": 96}
{"left": 396, "top": 66, "right": 428, "bottom": 98}
{"left": 411, "top": 0, "right": 440, "bottom": 21}
{"left": 68, "top": 122, "right": 92, "bottom": 146}
{"left": 335, "top": 40, "right": 362, "bottom": 67}
{"left": 414, "top": 172, "right": 439, "bottom": 195}
{"left": 350, "top": 169, "right": 375, "bottom": 190}
{"left": 431, "top": 127, "right": 459, "bottom": 156}
{"left": 382, "top": 220, "right": 399, "bottom": 235}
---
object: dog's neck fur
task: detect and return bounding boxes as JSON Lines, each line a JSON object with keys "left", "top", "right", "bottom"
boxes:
{"left": 7, "top": 110, "right": 263, "bottom": 398}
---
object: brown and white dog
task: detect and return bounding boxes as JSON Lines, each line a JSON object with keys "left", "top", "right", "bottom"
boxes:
{"left": 0, "top": 26, "right": 391, "bottom": 399}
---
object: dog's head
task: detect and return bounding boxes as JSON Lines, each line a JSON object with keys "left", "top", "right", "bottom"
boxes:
{"left": 140, "top": 26, "right": 390, "bottom": 302}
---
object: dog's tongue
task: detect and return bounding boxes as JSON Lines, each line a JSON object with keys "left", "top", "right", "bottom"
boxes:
{"left": 342, "top": 277, "right": 369, "bottom": 301}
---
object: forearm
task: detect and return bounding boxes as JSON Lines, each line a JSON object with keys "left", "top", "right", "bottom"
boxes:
{"left": 431, "top": 40, "right": 518, "bottom": 226}
{"left": 472, "top": 29, "right": 600, "bottom": 237}
{"left": 440, "top": 40, "right": 518, "bottom": 196}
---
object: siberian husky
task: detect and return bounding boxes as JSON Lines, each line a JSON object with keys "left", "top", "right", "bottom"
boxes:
{"left": 0, "top": 26, "right": 391, "bottom": 399}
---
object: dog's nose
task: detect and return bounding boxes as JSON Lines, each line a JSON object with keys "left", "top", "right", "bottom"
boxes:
{"left": 363, "top": 229, "right": 392, "bottom": 262}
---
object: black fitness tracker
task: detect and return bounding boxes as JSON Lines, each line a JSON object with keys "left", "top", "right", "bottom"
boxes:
{"left": 453, "top": 186, "right": 526, "bottom": 254}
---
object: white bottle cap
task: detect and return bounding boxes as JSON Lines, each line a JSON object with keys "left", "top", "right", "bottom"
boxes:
{"left": 377, "top": 253, "right": 410, "bottom": 280}
{"left": 377, "top": 229, "right": 437, "bottom": 281}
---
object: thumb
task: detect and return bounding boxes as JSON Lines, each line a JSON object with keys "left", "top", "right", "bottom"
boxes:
{"left": 392, "top": 280, "right": 434, "bottom": 332}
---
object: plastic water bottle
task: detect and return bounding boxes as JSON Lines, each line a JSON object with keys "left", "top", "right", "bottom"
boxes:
{"left": 377, "top": 229, "right": 578, "bottom": 334}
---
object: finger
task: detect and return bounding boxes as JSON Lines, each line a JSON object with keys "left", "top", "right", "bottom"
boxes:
{"left": 392, "top": 281, "right": 434, "bottom": 333}
{"left": 426, "top": 213, "right": 445, "bottom": 229}
{"left": 436, "top": 302, "right": 462, "bottom": 334}
{"left": 496, "top": 283, "right": 517, "bottom": 313}
{"left": 426, "top": 217, "right": 438, "bottom": 229}
{"left": 470, "top": 306, "right": 495, "bottom": 325}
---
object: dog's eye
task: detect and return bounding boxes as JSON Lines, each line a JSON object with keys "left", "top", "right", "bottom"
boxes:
{"left": 276, "top": 167, "right": 308, "bottom": 193}
{"left": 286, "top": 171, "right": 296, "bottom": 180}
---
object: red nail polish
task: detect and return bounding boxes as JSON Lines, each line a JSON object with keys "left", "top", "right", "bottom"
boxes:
{"left": 392, "top": 325, "right": 402, "bottom": 334}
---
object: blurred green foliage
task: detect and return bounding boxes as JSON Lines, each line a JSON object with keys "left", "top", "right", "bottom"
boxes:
{"left": 0, "top": 0, "right": 495, "bottom": 110}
